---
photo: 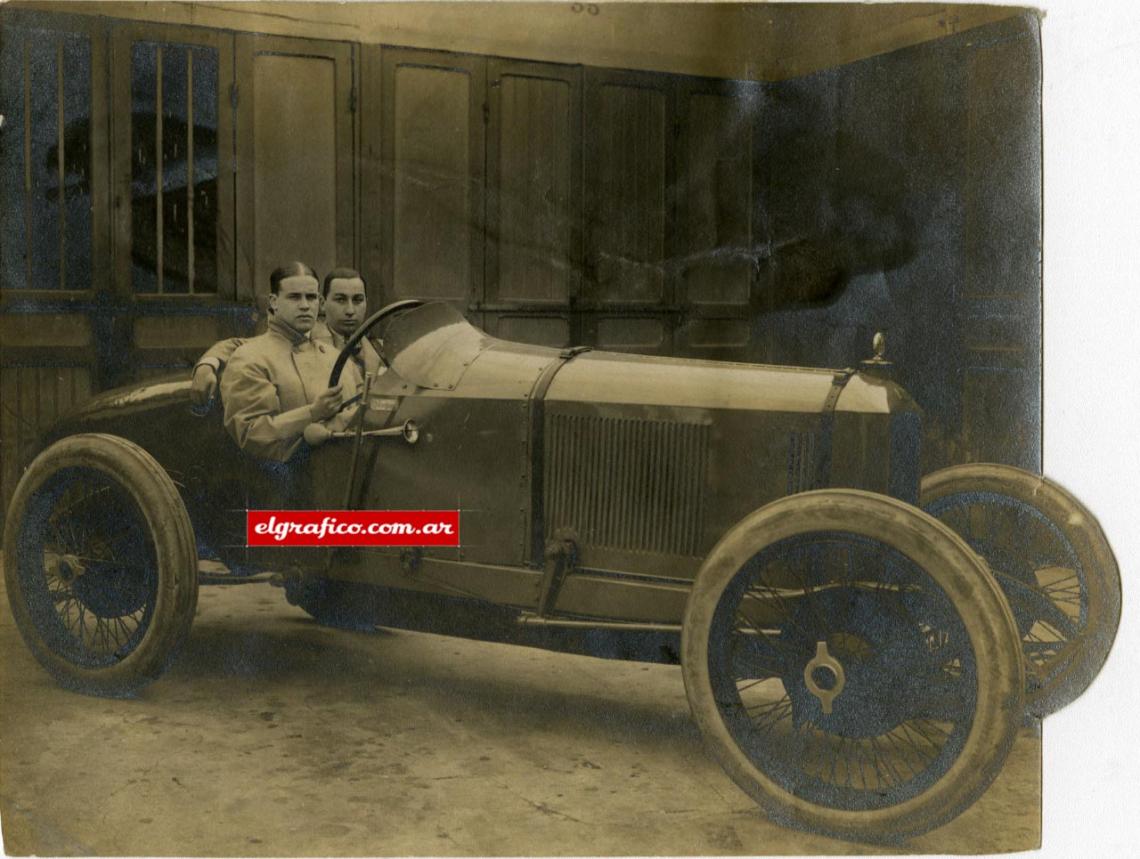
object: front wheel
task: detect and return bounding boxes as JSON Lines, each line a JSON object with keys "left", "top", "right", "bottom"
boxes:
{"left": 3, "top": 434, "right": 199, "bottom": 696}
{"left": 682, "top": 490, "right": 1023, "bottom": 843}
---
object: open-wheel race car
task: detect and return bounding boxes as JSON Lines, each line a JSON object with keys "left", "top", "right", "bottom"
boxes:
{"left": 3, "top": 300, "right": 1121, "bottom": 843}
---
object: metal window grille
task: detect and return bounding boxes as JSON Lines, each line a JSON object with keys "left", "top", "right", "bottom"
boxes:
{"left": 0, "top": 27, "right": 92, "bottom": 291}
{"left": 130, "top": 41, "right": 218, "bottom": 295}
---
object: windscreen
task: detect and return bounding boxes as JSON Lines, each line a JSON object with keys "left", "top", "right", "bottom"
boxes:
{"left": 380, "top": 301, "right": 491, "bottom": 391}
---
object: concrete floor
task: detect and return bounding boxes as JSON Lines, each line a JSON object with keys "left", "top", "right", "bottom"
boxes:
{"left": 0, "top": 577, "right": 1041, "bottom": 856}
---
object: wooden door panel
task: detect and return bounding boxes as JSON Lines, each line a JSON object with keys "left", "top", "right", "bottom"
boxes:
{"left": 583, "top": 70, "right": 672, "bottom": 307}
{"left": 381, "top": 48, "right": 485, "bottom": 304}
{"left": 484, "top": 312, "right": 572, "bottom": 348}
{"left": 256, "top": 54, "right": 338, "bottom": 282}
{"left": 236, "top": 35, "right": 355, "bottom": 304}
{"left": 486, "top": 60, "right": 581, "bottom": 308}
{"left": 585, "top": 315, "right": 673, "bottom": 355}
{"left": 677, "top": 81, "right": 760, "bottom": 311}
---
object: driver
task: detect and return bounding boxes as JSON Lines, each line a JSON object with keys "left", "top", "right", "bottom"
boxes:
{"left": 219, "top": 262, "right": 362, "bottom": 462}
{"left": 189, "top": 267, "right": 381, "bottom": 407}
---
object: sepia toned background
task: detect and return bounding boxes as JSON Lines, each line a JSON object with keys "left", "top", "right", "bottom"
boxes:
{"left": 0, "top": 0, "right": 1130, "bottom": 852}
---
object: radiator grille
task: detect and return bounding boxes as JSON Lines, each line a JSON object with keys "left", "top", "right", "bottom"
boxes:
{"left": 787, "top": 430, "right": 818, "bottom": 494}
{"left": 545, "top": 414, "right": 709, "bottom": 556}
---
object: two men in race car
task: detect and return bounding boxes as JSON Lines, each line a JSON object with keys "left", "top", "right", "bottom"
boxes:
{"left": 200, "top": 262, "right": 375, "bottom": 461}
{"left": 190, "top": 266, "right": 380, "bottom": 409}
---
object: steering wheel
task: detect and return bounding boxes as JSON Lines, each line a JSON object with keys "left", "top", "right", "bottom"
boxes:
{"left": 327, "top": 299, "right": 424, "bottom": 388}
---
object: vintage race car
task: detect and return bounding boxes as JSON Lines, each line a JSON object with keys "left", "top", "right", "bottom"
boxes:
{"left": 2, "top": 300, "right": 1120, "bottom": 843}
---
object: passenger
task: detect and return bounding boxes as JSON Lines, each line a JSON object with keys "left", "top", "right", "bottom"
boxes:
{"left": 189, "top": 266, "right": 381, "bottom": 407}
{"left": 314, "top": 268, "right": 384, "bottom": 377}
{"left": 190, "top": 332, "right": 248, "bottom": 409}
{"left": 218, "top": 262, "right": 362, "bottom": 462}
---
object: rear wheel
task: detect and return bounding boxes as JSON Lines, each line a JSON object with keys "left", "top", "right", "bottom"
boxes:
{"left": 3, "top": 434, "right": 199, "bottom": 696}
{"left": 682, "top": 490, "right": 1023, "bottom": 843}
{"left": 921, "top": 463, "right": 1120, "bottom": 716}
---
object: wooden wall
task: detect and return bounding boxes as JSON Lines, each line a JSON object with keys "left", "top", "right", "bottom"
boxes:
{"left": 0, "top": 3, "right": 1042, "bottom": 521}
{"left": 362, "top": 49, "right": 764, "bottom": 355}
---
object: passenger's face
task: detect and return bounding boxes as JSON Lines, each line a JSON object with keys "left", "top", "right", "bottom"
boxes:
{"left": 322, "top": 277, "right": 368, "bottom": 337}
{"left": 270, "top": 275, "right": 320, "bottom": 333}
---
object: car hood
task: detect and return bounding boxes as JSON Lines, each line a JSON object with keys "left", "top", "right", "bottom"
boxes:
{"left": 383, "top": 302, "right": 911, "bottom": 416}
{"left": 545, "top": 350, "right": 908, "bottom": 415}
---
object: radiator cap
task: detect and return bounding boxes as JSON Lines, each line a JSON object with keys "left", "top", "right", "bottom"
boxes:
{"left": 859, "top": 331, "right": 894, "bottom": 378}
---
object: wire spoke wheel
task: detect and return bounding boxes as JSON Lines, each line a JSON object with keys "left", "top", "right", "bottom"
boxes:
{"left": 4, "top": 434, "right": 198, "bottom": 697}
{"left": 712, "top": 534, "right": 977, "bottom": 812}
{"left": 921, "top": 464, "right": 1120, "bottom": 716}
{"left": 27, "top": 468, "right": 159, "bottom": 667}
{"left": 683, "top": 490, "right": 1023, "bottom": 843}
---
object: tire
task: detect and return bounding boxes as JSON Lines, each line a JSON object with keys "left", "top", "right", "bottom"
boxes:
{"left": 921, "top": 463, "right": 1121, "bottom": 716}
{"left": 3, "top": 434, "right": 199, "bottom": 697}
{"left": 681, "top": 489, "right": 1023, "bottom": 844}
{"left": 284, "top": 577, "right": 378, "bottom": 631}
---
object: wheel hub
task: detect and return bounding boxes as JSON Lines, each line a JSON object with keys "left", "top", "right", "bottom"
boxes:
{"left": 803, "top": 640, "right": 846, "bottom": 714}
{"left": 70, "top": 560, "right": 151, "bottom": 618}
{"left": 783, "top": 587, "right": 930, "bottom": 737}
{"left": 53, "top": 553, "right": 86, "bottom": 584}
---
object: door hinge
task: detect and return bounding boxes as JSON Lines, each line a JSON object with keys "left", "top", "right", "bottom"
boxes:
{"left": 349, "top": 86, "right": 357, "bottom": 113}
{"left": 482, "top": 101, "right": 490, "bottom": 125}
{"left": 230, "top": 82, "right": 239, "bottom": 109}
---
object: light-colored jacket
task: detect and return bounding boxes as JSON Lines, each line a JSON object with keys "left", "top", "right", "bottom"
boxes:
{"left": 219, "top": 318, "right": 362, "bottom": 462}
{"left": 196, "top": 319, "right": 384, "bottom": 378}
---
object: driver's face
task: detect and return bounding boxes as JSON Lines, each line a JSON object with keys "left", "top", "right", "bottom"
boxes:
{"left": 270, "top": 275, "right": 320, "bottom": 333}
{"left": 322, "top": 277, "right": 368, "bottom": 337}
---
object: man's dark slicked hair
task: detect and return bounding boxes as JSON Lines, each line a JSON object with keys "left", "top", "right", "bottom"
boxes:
{"left": 322, "top": 267, "right": 366, "bottom": 298}
{"left": 269, "top": 261, "right": 318, "bottom": 295}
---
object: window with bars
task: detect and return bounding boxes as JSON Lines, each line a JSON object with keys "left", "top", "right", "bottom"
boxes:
{"left": 130, "top": 41, "right": 219, "bottom": 294}
{"left": 0, "top": 26, "right": 93, "bottom": 292}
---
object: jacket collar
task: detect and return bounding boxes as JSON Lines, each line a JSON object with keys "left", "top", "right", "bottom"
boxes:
{"left": 268, "top": 316, "right": 311, "bottom": 347}
{"left": 328, "top": 327, "right": 364, "bottom": 355}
